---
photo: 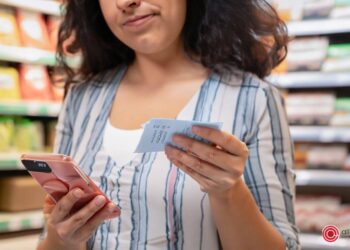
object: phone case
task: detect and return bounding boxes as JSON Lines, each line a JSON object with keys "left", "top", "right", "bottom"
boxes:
{"left": 20, "top": 153, "right": 111, "bottom": 213}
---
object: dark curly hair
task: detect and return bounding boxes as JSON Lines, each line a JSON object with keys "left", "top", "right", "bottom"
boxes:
{"left": 57, "top": 0, "right": 288, "bottom": 86}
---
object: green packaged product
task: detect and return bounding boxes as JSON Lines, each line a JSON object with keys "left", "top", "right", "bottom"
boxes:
{"left": 335, "top": 98, "right": 350, "bottom": 112}
{"left": 0, "top": 117, "right": 14, "bottom": 152}
{"left": 327, "top": 44, "right": 350, "bottom": 58}
{"left": 335, "top": 0, "right": 350, "bottom": 6}
{"left": 14, "top": 119, "right": 44, "bottom": 152}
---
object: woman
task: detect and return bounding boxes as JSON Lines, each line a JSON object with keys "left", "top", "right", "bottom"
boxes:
{"left": 38, "top": 0, "right": 299, "bottom": 249}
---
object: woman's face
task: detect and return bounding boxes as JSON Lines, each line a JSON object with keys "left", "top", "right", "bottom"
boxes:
{"left": 99, "top": 0, "right": 187, "bottom": 55}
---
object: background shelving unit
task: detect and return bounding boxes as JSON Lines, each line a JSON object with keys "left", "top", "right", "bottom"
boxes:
{"left": 290, "top": 126, "right": 350, "bottom": 143}
{"left": 269, "top": 72, "right": 350, "bottom": 89}
{"left": 0, "top": 210, "right": 44, "bottom": 233}
{"left": 0, "top": 44, "right": 80, "bottom": 67}
{"left": 0, "top": 210, "right": 43, "bottom": 250}
{"left": 287, "top": 18, "right": 350, "bottom": 36}
{"left": 0, "top": 0, "right": 61, "bottom": 16}
{"left": 0, "top": 153, "right": 23, "bottom": 170}
{"left": 0, "top": 233, "right": 42, "bottom": 250}
{"left": 0, "top": 44, "right": 57, "bottom": 66}
{"left": 296, "top": 170, "right": 350, "bottom": 187}
{"left": 273, "top": 0, "right": 350, "bottom": 248}
{"left": 0, "top": 101, "right": 61, "bottom": 117}
{"left": 300, "top": 234, "right": 350, "bottom": 250}
{"left": 0, "top": 0, "right": 62, "bottom": 248}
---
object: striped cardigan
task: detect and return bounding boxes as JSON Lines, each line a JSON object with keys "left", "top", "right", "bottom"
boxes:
{"left": 40, "top": 65, "right": 300, "bottom": 250}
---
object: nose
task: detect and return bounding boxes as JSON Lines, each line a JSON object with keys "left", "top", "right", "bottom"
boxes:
{"left": 116, "top": 0, "right": 141, "bottom": 13}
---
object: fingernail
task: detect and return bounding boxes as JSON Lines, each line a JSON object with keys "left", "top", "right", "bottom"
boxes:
{"left": 109, "top": 205, "right": 119, "bottom": 214}
{"left": 192, "top": 126, "right": 200, "bottom": 133}
{"left": 95, "top": 196, "right": 106, "bottom": 206}
{"left": 74, "top": 189, "right": 83, "bottom": 198}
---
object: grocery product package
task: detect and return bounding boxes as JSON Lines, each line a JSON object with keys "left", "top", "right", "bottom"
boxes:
{"left": 285, "top": 92, "right": 335, "bottom": 125}
{"left": 47, "top": 16, "right": 61, "bottom": 51}
{"left": 0, "top": 7, "right": 21, "bottom": 46}
{"left": 16, "top": 10, "right": 52, "bottom": 50}
{"left": 287, "top": 37, "right": 329, "bottom": 72}
{"left": 0, "top": 117, "right": 15, "bottom": 152}
{"left": 0, "top": 66, "right": 21, "bottom": 100}
{"left": 330, "top": 0, "right": 350, "bottom": 18}
{"left": 19, "top": 64, "right": 54, "bottom": 101}
{"left": 296, "top": 195, "right": 350, "bottom": 232}
{"left": 307, "top": 145, "right": 348, "bottom": 169}
{"left": 0, "top": 176, "right": 46, "bottom": 212}
{"left": 294, "top": 143, "right": 349, "bottom": 169}
{"left": 302, "top": 0, "right": 335, "bottom": 19}
{"left": 322, "top": 43, "right": 350, "bottom": 72}
{"left": 14, "top": 119, "right": 44, "bottom": 152}
{"left": 46, "top": 120, "right": 57, "bottom": 152}
{"left": 272, "top": 0, "right": 303, "bottom": 21}
{"left": 330, "top": 98, "right": 350, "bottom": 126}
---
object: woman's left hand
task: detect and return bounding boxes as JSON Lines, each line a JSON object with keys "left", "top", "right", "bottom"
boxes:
{"left": 165, "top": 125, "right": 249, "bottom": 199}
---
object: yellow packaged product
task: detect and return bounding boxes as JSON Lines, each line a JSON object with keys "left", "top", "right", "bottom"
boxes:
{"left": 0, "top": 67, "right": 21, "bottom": 100}
{"left": 0, "top": 117, "right": 14, "bottom": 152}
{"left": 0, "top": 7, "right": 21, "bottom": 46}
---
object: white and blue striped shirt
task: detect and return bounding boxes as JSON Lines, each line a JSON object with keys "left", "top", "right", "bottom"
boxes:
{"left": 45, "top": 65, "right": 300, "bottom": 250}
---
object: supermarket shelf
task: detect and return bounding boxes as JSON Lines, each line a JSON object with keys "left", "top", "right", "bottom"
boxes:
{"left": 0, "top": 153, "right": 23, "bottom": 170}
{"left": 300, "top": 233, "right": 350, "bottom": 250}
{"left": 0, "top": 0, "right": 61, "bottom": 16}
{"left": 0, "top": 101, "right": 61, "bottom": 117}
{"left": 0, "top": 45, "right": 56, "bottom": 66}
{"left": 0, "top": 233, "right": 40, "bottom": 250}
{"left": 0, "top": 210, "right": 44, "bottom": 233}
{"left": 287, "top": 18, "right": 350, "bottom": 36}
{"left": 269, "top": 72, "right": 350, "bottom": 88}
{"left": 290, "top": 126, "right": 350, "bottom": 143}
{"left": 0, "top": 44, "right": 80, "bottom": 67}
{"left": 296, "top": 170, "right": 350, "bottom": 187}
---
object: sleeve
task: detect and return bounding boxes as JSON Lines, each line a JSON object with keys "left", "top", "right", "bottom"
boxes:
{"left": 37, "top": 84, "right": 76, "bottom": 244}
{"left": 244, "top": 84, "right": 301, "bottom": 250}
{"left": 53, "top": 85, "right": 76, "bottom": 155}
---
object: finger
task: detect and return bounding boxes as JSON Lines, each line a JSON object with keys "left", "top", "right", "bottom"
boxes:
{"left": 51, "top": 188, "right": 84, "bottom": 223}
{"left": 44, "top": 194, "right": 56, "bottom": 205}
{"left": 171, "top": 159, "right": 215, "bottom": 193}
{"left": 171, "top": 134, "right": 242, "bottom": 173}
{"left": 43, "top": 195, "right": 56, "bottom": 214}
{"left": 191, "top": 126, "right": 249, "bottom": 157}
{"left": 165, "top": 145, "right": 230, "bottom": 181}
{"left": 74, "top": 202, "right": 120, "bottom": 241}
{"left": 43, "top": 203, "right": 55, "bottom": 215}
{"left": 60, "top": 195, "right": 108, "bottom": 233}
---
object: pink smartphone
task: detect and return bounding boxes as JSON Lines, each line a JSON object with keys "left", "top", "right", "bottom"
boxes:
{"left": 20, "top": 153, "right": 112, "bottom": 214}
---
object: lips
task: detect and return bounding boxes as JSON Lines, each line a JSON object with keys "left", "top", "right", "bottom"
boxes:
{"left": 123, "top": 14, "right": 157, "bottom": 26}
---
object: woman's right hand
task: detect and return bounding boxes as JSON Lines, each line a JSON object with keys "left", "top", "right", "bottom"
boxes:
{"left": 40, "top": 188, "right": 120, "bottom": 250}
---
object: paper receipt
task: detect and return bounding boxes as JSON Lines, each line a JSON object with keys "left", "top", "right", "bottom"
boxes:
{"left": 134, "top": 118, "right": 223, "bottom": 153}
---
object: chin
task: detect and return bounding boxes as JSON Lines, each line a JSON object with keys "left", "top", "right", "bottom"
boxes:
{"left": 131, "top": 41, "right": 167, "bottom": 55}
{"left": 127, "top": 32, "right": 176, "bottom": 56}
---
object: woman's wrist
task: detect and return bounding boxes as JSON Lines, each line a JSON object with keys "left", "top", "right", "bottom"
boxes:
{"left": 208, "top": 178, "right": 250, "bottom": 207}
{"left": 39, "top": 234, "right": 86, "bottom": 250}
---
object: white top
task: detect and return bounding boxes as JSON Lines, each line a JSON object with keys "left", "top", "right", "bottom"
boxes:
{"left": 103, "top": 119, "right": 144, "bottom": 167}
